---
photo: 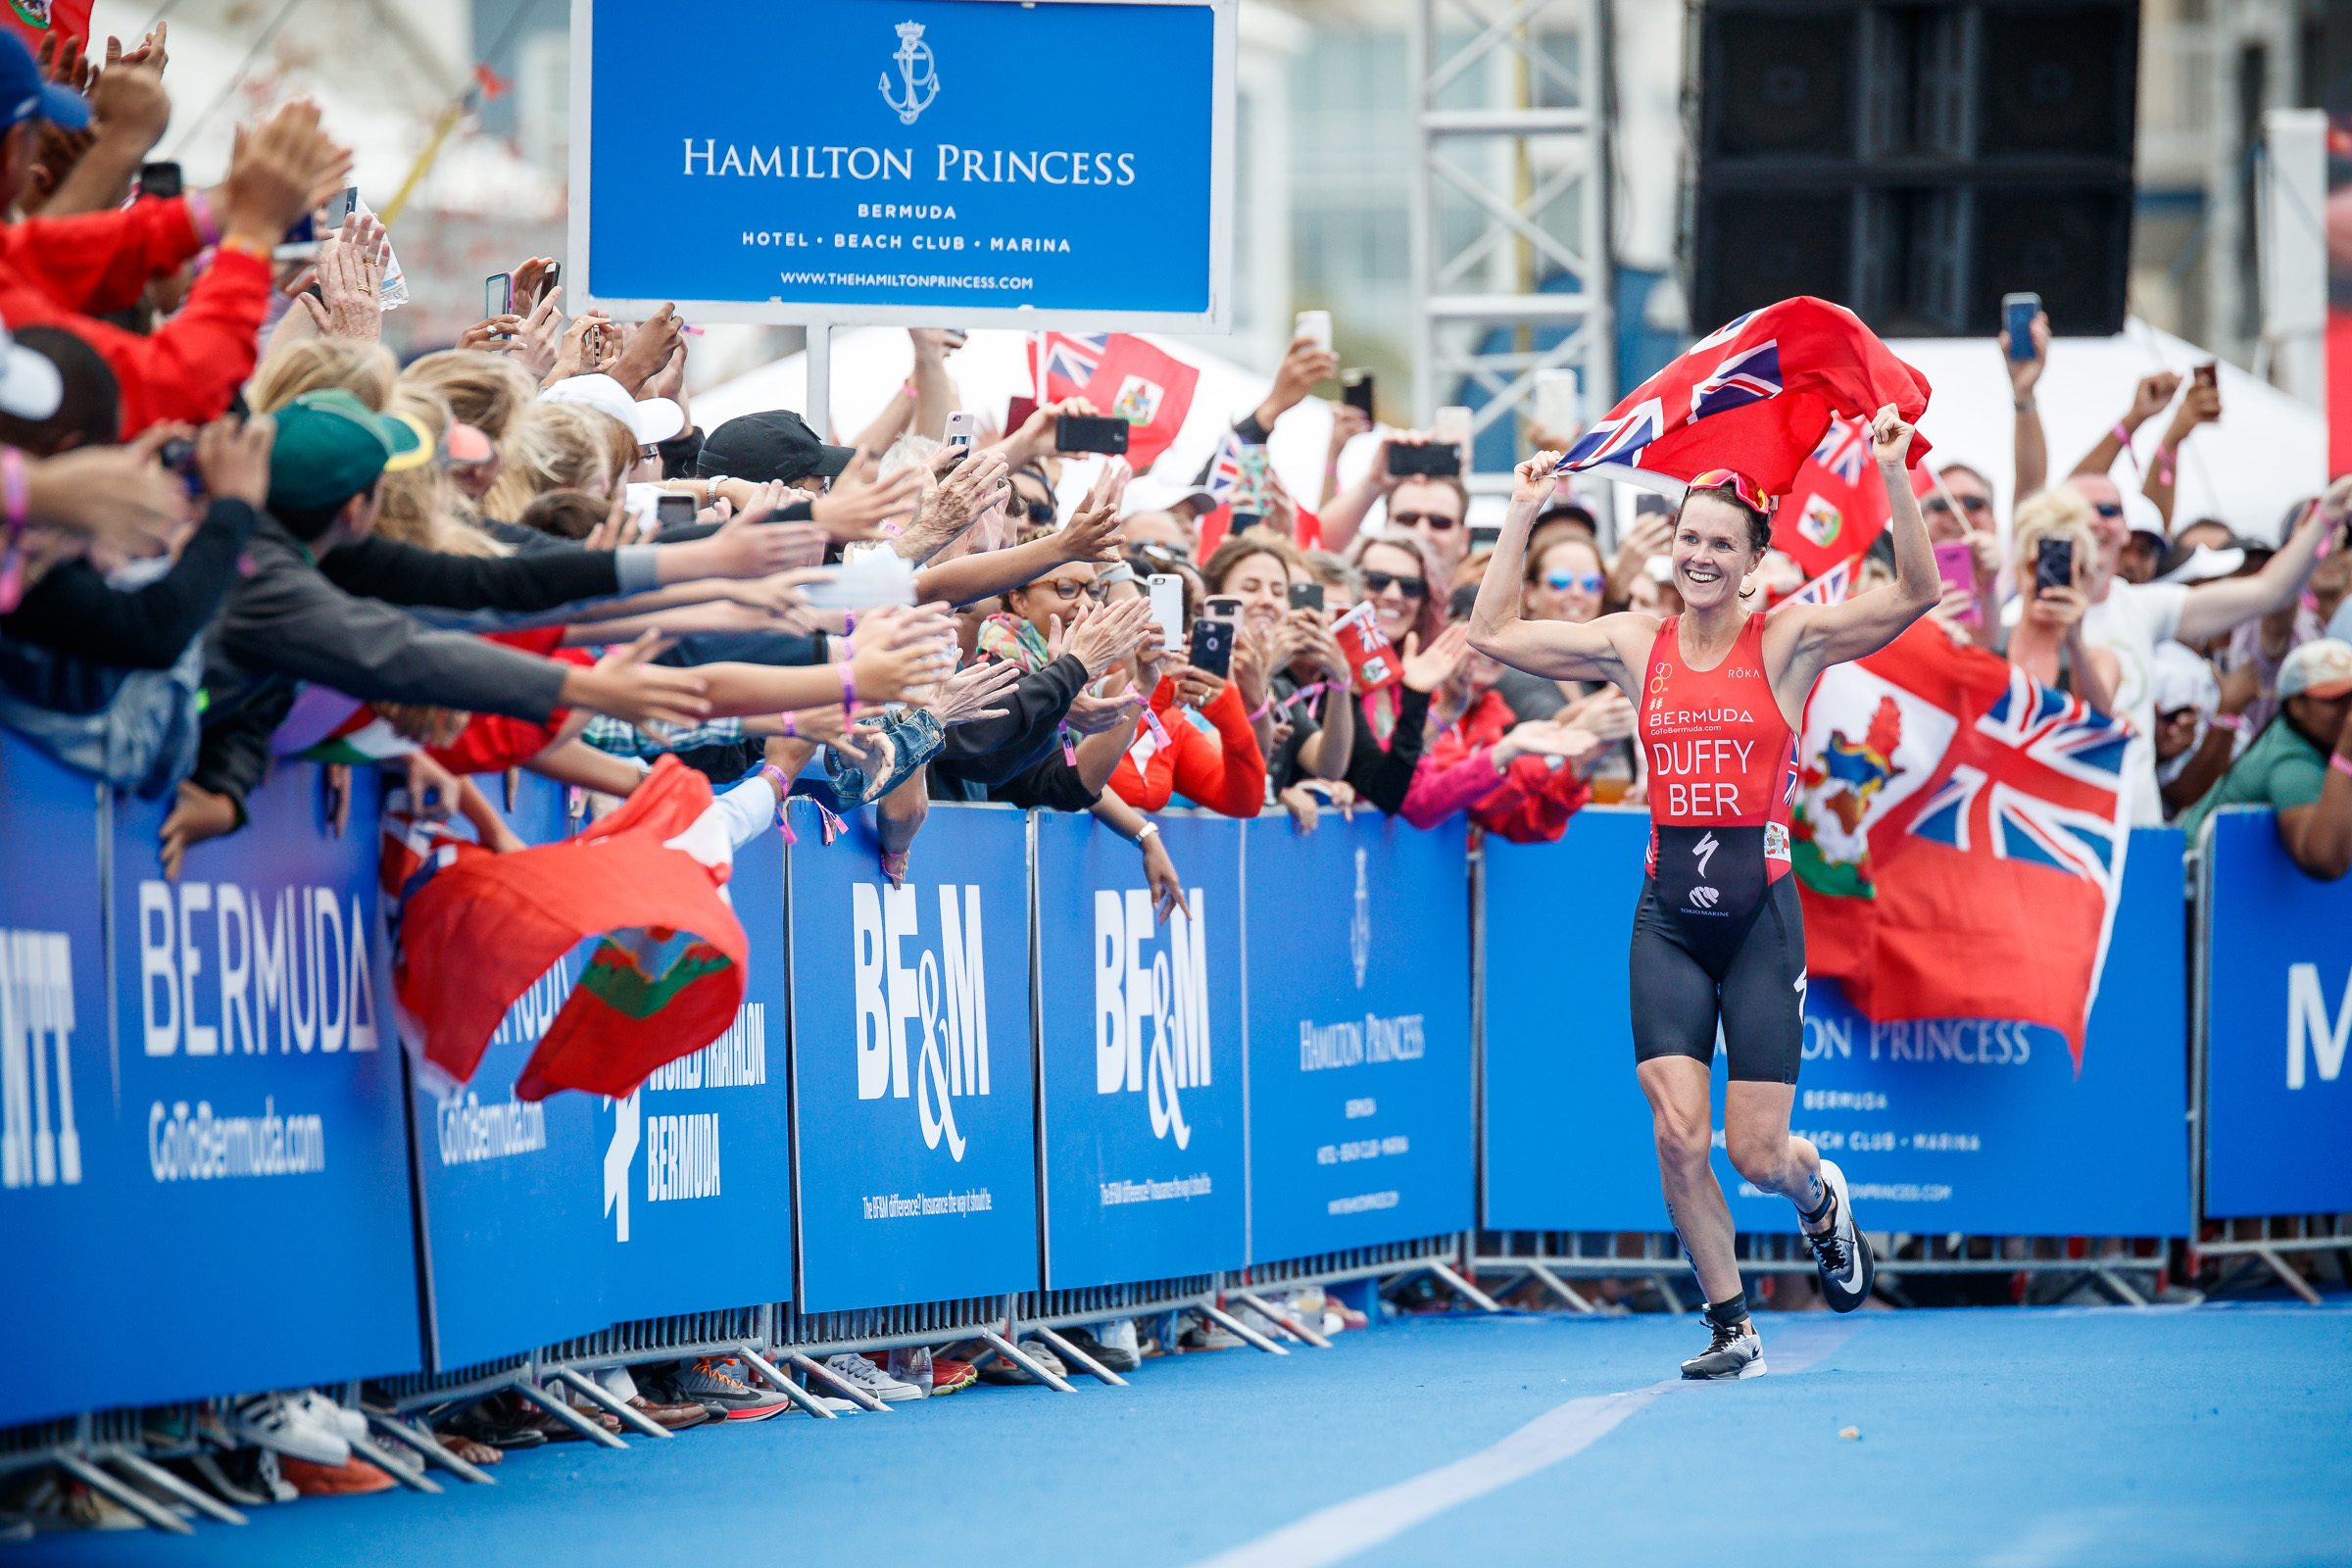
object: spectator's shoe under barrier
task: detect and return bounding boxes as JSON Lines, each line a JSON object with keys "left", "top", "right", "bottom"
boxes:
{"left": 1806, "top": 1158, "right": 1876, "bottom": 1313}
{"left": 1680, "top": 1320, "right": 1765, "bottom": 1380}
{"left": 822, "top": 1353, "right": 924, "bottom": 1402}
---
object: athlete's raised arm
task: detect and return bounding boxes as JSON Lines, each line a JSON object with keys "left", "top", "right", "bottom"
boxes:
{"left": 1767, "top": 404, "right": 1939, "bottom": 697}
{"left": 1469, "top": 453, "right": 1657, "bottom": 690}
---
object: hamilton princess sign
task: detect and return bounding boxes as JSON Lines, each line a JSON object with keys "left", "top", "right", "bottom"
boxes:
{"left": 573, "top": 0, "right": 1234, "bottom": 327}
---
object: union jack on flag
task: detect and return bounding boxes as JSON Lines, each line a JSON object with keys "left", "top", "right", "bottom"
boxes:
{"left": 1781, "top": 557, "right": 1853, "bottom": 609}
{"left": 1202, "top": 430, "right": 1247, "bottom": 502}
{"left": 1810, "top": 416, "right": 1871, "bottom": 486}
{"left": 1038, "top": 331, "right": 1108, "bottom": 401}
{"left": 1688, "top": 341, "right": 1783, "bottom": 418}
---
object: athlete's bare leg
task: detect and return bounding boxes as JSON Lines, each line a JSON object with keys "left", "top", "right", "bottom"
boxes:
{"left": 1636, "top": 1056, "right": 1741, "bottom": 1302}
{"left": 1724, "top": 1082, "right": 1833, "bottom": 1234}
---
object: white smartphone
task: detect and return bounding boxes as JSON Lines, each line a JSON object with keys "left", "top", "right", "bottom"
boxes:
{"left": 1148, "top": 572, "right": 1185, "bottom": 646}
{"left": 1432, "top": 404, "right": 1473, "bottom": 446}
{"left": 1532, "top": 368, "right": 1580, "bottom": 432}
{"left": 946, "top": 411, "right": 977, "bottom": 448}
{"left": 1294, "top": 310, "right": 1333, "bottom": 353}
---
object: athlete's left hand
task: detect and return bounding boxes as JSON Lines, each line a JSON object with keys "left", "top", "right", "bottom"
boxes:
{"left": 1869, "top": 404, "right": 1915, "bottom": 466}
{"left": 1513, "top": 452, "right": 1561, "bottom": 503}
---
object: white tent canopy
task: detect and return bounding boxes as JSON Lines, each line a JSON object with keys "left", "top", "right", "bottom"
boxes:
{"left": 1890, "top": 318, "right": 2326, "bottom": 545}
{"left": 691, "top": 329, "right": 1338, "bottom": 516}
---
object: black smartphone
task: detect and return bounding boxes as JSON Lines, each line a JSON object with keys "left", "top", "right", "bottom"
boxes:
{"left": 537, "top": 261, "right": 561, "bottom": 307}
{"left": 1055, "top": 413, "right": 1130, "bottom": 455}
{"left": 655, "top": 494, "right": 696, "bottom": 530}
{"left": 1343, "top": 369, "right": 1375, "bottom": 417}
{"left": 1388, "top": 440, "right": 1461, "bottom": 477}
{"left": 1188, "top": 616, "right": 1235, "bottom": 678}
{"left": 138, "top": 161, "right": 181, "bottom": 200}
{"left": 158, "top": 437, "right": 202, "bottom": 496}
{"left": 1289, "top": 581, "right": 1325, "bottom": 612}
{"left": 2034, "top": 535, "right": 2074, "bottom": 594}
{"left": 2002, "top": 292, "right": 2040, "bottom": 361}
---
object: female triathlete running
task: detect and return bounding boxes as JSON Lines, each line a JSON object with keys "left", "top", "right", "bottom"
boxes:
{"left": 1468, "top": 406, "right": 1936, "bottom": 1379}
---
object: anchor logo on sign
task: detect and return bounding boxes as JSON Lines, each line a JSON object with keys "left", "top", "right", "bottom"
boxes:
{"left": 879, "top": 20, "right": 939, "bottom": 125}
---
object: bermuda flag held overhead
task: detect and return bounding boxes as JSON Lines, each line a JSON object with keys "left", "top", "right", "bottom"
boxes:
{"left": 1773, "top": 414, "right": 1892, "bottom": 580}
{"left": 1035, "top": 331, "right": 1107, "bottom": 402}
{"left": 1, "top": 0, "right": 92, "bottom": 52}
{"left": 1558, "top": 297, "right": 1932, "bottom": 500}
{"left": 1082, "top": 334, "right": 1198, "bottom": 469}
{"left": 1790, "top": 621, "right": 2132, "bottom": 1064}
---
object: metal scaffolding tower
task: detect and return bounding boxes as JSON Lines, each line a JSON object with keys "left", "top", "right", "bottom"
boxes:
{"left": 1408, "top": 0, "right": 1613, "bottom": 494}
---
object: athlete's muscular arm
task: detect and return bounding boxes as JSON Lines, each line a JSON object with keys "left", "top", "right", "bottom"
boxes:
{"left": 1766, "top": 404, "right": 1939, "bottom": 706}
{"left": 1469, "top": 453, "right": 1657, "bottom": 692}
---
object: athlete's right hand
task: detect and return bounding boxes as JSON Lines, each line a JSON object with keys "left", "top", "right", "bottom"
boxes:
{"left": 1513, "top": 452, "right": 1561, "bottom": 504}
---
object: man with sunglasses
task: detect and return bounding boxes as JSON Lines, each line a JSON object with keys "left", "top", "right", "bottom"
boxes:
{"left": 2070, "top": 469, "right": 2349, "bottom": 824}
{"left": 1387, "top": 472, "right": 1471, "bottom": 581}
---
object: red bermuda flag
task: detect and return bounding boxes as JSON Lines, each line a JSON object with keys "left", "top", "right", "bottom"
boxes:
{"left": 1772, "top": 414, "right": 1891, "bottom": 579}
{"left": 1034, "top": 331, "right": 1106, "bottom": 402}
{"left": 1789, "top": 621, "right": 2133, "bottom": 1064}
{"left": 1083, "top": 335, "right": 1198, "bottom": 469}
{"left": 1558, "top": 296, "right": 1931, "bottom": 500}
{"left": 1, "top": 0, "right": 92, "bottom": 53}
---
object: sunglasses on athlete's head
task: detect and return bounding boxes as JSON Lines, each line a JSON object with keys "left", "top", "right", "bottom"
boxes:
{"left": 1684, "top": 468, "right": 1772, "bottom": 514}
{"left": 1544, "top": 569, "right": 1606, "bottom": 594}
{"left": 1390, "top": 510, "right": 1460, "bottom": 532}
{"left": 1362, "top": 568, "right": 1428, "bottom": 599}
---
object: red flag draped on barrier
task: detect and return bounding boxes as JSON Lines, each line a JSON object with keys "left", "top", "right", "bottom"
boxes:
{"left": 1557, "top": 296, "right": 1932, "bottom": 499}
{"left": 1790, "top": 621, "right": 2133, "bottom": 1064}
{"left": 385, "top": 757, "right": 747, "bottom": 1100}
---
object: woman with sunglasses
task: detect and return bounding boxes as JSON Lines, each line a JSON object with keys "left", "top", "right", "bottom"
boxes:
{"left": 1337, "top": 533, "right": 1474, "bottom": 814}
{"left": 1468, "top": 406, "right": 1940, "bottom": 1382}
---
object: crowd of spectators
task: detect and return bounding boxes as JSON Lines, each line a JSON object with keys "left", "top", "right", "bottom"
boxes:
{"left": 2, "top": 20, "right": 2346, "bottom": 1522}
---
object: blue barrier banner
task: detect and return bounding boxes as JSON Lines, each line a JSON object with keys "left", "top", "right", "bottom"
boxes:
{"left": 0, "top": 753, "right": 420, "bottom": 1426}
{"left": 785, "top": 800, "right": 1037, "bottom": 1310}
{"left": 1034, "top": 810, "right": 1245, "bottom": 1289}
{"left": 408, "top": 777, "right": 607, "bottom": 1371}
{"left": 1242, "top": 813, "right": 1474, "bottom": 1262}
{"left": 575, "top": 0, "right": 1232, "bottom": 326}
{"left": 1484, "top": 810, "right": 2189, "bottom": 1236}
{"left": 2203, "top": 808, "right": 2352, "bottom": 1217}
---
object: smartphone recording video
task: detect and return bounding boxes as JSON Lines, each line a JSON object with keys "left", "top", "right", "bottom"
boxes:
{"left": 2034, "top": 536, "right": 2074, "bottom": 594}
{"left": 1055, "top": 414, "right": 1130, "bottom": 455}
{"left": 1289, "top": 581, "right": 1326, "bottom": 612}
{"left": 946, "top": 411, "right": 978, "bottom": 449}
{"left": 1189, "top": 616, "right": 1236, "bottom": 678}
{"left": 655, "top": 494, "right": 696, "bottom": 530}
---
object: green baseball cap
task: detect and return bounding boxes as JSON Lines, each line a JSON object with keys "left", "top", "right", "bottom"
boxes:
{"left": 267, "top": 388, "right": 431, "bottom": 513}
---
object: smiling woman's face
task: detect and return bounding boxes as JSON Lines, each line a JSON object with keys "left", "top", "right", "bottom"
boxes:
{"left": 1217, "top": 550, "right": 1291, "bottom": 637}
{"left": 1358, "top": 542, "right": 1428, "bottom": 642}
{"left": 1671, "top": 494, "right": 1758, "bottom": 611}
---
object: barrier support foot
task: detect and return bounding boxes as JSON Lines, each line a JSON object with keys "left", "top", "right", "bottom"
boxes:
{"left": 1523, "top": 1262, "right": 1598, "bottom": 1314}
{"left": 551, "top": 1367, "right": 670, "bottom": 1440}
{"left": 1427, "top": 1260, "right": 1503, "bottom": 1313}
{"left": 508, "top": 1376, "right": 627, "bottom": 1448}
{"left": 735, "top": 1347, "right": 839, "bottom": 1418}
{"left": 2091, "top": 1267, "right": 2150, "bottom": 1307}
{"left": 1029, "top": 1325, "right": 1129, "bottom": 1385}
{"left": 1649, "top": 1274, "right": 1688, "bottom": 1313}
{"left": 1198, "top": 1302, "right": 1289, "bottom": 1356}
{"left": 2255, "top": 1248, "right": 2325, "bottom": 1305}
{"left": 977, "top": 1329, "right": 1079, "bottom": 1390}
{"left": 52, "top": 1452, "right": 191, "bottom": 1535}
{"left": 353, "top": 1436, "right": 443, "bottom": 1494}
{"left": 1231, "top": 1291, "right": 1335, "bottom": 1348}
{"left": 784, "top": 1350, "right": 894, "bottom": 1412}
{"left": 368, "top": 1411, "right": 495, "bottom": 1485}
{"left": 105, "top": 1450, "right": 247, "bottom": 1524}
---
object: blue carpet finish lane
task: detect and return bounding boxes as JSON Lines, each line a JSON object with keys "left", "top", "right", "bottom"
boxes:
{"left": 15, "top": 1302, "right": 2350, "bottom": 1567}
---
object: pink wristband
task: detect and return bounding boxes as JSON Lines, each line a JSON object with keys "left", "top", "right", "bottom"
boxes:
{"left": 780, "top": 710, "right": 798, "bottom": 738}
{"left": 2331, "top": 752, "right": 2352, "bottom": 782}
{"left": 843, "top": 610, "right": 856, "bottom": 636}
{"left": 183, "top": 188, "right": 221, "bottom": 247}
{"left": 837, "top": 660, "right": 858, "bottom": 716}
{"left": 0, "top": 447, "right": 29, "bottom": 614}
{"left": 2209, "top": 712, "right": 2243, "bottom": 733}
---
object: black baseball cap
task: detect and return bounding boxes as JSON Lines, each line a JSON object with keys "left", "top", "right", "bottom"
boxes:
{"left": 696, "top": 409, "right": 857, "bottom": 485}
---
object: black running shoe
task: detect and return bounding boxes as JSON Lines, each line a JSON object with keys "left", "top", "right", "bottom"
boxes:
{"left": 1680, "top": 1319, "right": 1765, "bottom": 1380}
{"left": 1805, "top": 1158, "right": 1876, "bottom": 1312}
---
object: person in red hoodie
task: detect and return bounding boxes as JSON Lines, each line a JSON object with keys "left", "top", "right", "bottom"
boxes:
{"left": 1403, "top": 621, "right": 1600, "bottom": 841}
{"left": 1102, "top": 563, "right": 1265, "bottom": 816}
{"left": 0, "top": 31, "right": 349, "bottom": 432}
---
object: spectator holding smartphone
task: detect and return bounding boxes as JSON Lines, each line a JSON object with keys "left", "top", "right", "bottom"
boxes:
{"left": 1995, "top": 489, "right": 2119, "bottom": 717}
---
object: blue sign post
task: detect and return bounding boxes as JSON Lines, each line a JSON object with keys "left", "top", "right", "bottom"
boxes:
{"left": 1033, "top": 810, "right": 1246, "bottom": 1289}
{"left": 2202, "top": 808, "right": 2352, "bottom": 1218}
{"left": 1241, "top": 813, "right": 1475, "bottom": 1263}
{"left": 784, "top": 800, "right": 1038, "bottom": 1310}
{"left": 1483, "top": 811, "right": 2190, "bottom": 1237}
{"left": 573, "top": 0, "right": 1236, "bottom": 328}
{"left": 0, "top": 750, "right": 421, "bottom": 1427}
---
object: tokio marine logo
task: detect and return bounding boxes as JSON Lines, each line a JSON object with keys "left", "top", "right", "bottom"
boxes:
{"left": 879, "top": 20, "right": 940, "bottom": 125}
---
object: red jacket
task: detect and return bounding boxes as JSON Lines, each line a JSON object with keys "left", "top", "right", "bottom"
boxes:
{"left": 1106, "top": 673, "right": 1266, "bottom": 817}
{"left": 1406, "top": 687, "right": 1590, "bottom": 843}
{"left": 0, "top": 196, "right": 271, "bottom": 434}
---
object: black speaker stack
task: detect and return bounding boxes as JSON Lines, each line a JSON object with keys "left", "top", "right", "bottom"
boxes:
{"left": 1690, "top": 2, "right": 2139, "bottom": 338}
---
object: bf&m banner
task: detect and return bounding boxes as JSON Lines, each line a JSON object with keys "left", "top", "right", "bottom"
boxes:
{"left": 1243, "top": 812, "right": 1474, "bottom": 1263}
{"left": 785, "top": 799, "right": 1037, "bottom": 1311}
{"left": 2202, "top": 808, "right": 2352, "bottom": 1217}
{"left": 574, "top": 0, "right": 1236, "bottom": 327}
{"left": 2, "top": 739, "right": 420, "bottom": 1426}
{"left": 1484, "top": 808, "right": 2188, "bottom": 1237}
{"left": 1033, "top": 810, "right": 1245, "bottom": 1290}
